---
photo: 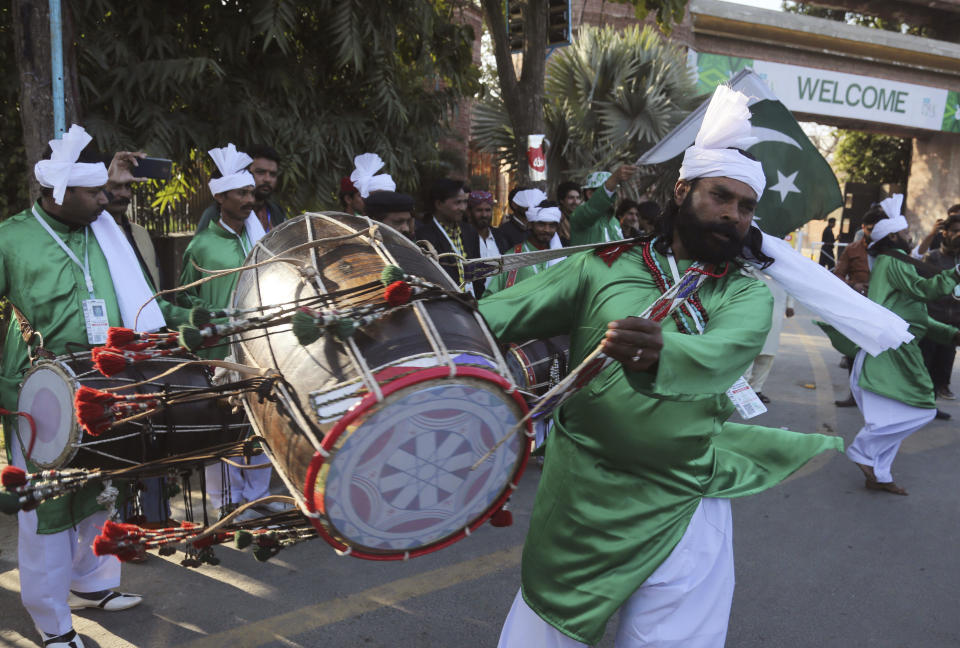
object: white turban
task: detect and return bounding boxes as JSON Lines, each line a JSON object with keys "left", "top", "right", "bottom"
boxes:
{"left": 34, "top": 124, "right": 108, "bottom": 206}
{"left": 511, "top": 189, "right": 547, "bottom": 210}
{"left": 350, "top": 153, "right": 396, "bottom": 198}
{"left": 869, "top": 194, "right": 908, "bottom": 247}
{"left": 526, "top": 205, "right": 561, "bottom": 223}
{"left": 525, "top": 203, "right": 564, "bottom": 263}
{"left": 208, "top": 144, "right": 255, "bottom": 196}
{"left": 678, "top": 85, "right": 766, "bottom": 200}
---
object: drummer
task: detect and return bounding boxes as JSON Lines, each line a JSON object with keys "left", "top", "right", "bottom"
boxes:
{"left": 0, "top": 125, "right": 190, "bottom": 648}
{"left": 364, "top": 190, "right": 416, "bottom": 240}
{"left": 178, "top": 143, "right": 284, "bottom": 522}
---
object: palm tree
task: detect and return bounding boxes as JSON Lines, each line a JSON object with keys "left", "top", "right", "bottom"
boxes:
{"left": 472, "top": 24, "right": 698, "bottom": 198}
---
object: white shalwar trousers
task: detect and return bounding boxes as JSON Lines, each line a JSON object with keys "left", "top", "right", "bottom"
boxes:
{"left": 745, "top": 354, "right": 774, "bottom": 393}
{"left": 12, "top": 435, "right": 120, "bottom": 636}
{"left": 498, "top": 497, "right": 735, "bottom": 648}
{"left": 205, "top": 453, "right": 272, "bottom": 510}
{"left": 847, "top": 350, "right": 936, "bottom": 483}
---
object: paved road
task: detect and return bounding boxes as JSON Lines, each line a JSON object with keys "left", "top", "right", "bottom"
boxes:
{"left": 2, "top": 311, "right": 958, "bottom": 647}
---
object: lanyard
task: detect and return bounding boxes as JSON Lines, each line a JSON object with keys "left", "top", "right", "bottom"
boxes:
{"left": 666, "top": 252, "right": 681, "bottom": 283}
{"left": 219, "top": 219, "right": 252, "bottom": 255}
{"left": 32, "top": 206, "right": 95, "bottom": 299}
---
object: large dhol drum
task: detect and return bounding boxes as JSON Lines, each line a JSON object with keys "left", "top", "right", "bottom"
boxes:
{"left": 16, "top": 354, "right": 248, "bottom": 470}
{"left": 232, "top": 212, "right": 531, "bottom": 560}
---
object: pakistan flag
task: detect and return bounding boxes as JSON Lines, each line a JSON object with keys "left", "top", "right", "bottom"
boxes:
{"left": 748, "top": 98, "right": 842, "bottom": 238}
{"left": 638, "top": 68, "right": 842, "bottom": 238}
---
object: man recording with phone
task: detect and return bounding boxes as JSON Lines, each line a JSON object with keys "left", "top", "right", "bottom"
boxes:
{"left": 103, "top": 152, "right": 162, "bottom": 288}
{"left": 196, "top": 144, "right": 287, "bottom": 234}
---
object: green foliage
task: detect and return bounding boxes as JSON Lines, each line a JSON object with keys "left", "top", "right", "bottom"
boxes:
{"left": 472, "top": 25, "right": 697, "bottom": 191}
{"left": 71, "top": 0, "right": 480, "bottom": 215}
{"left": 609, "top": 0, "right": 687, "bottom": 32}
{"left": 833, "top": 130, "right": 911, "bottom": 185}
{"left": 0, "top": 6, "right": 29, "bottom": 219}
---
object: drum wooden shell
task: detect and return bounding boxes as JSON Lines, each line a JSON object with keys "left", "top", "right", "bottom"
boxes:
{"left": 231, "top": 212, "right": 530, "bottom": 558}
{"left": 16, "top": 354, "right": 246, "bottom": 471}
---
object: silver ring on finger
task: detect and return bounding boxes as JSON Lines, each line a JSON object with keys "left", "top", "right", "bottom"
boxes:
{"left": 631, "top": 349, "right": 643, "bottom": 363}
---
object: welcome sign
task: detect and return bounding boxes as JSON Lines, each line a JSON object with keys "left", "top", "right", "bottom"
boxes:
{"left": 694, "top": 52, "right": 960, "bottom": 133}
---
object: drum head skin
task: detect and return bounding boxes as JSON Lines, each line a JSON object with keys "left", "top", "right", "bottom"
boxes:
{"left": 304, "top": 366, "right": 531, "bottom": 560}
{"left": 17, "top": 362, "right": 80, "bottom": 468}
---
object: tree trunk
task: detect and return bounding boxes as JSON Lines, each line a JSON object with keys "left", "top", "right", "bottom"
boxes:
{"left": 481, "top": 0, "right": 548, "bottom": 189}
{"left": 12, "top": 0, "right": 81, "bottom": 200}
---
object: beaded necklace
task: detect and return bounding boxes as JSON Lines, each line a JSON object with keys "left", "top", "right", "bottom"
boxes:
{"left": 640, "top": 238, "right": 711, "bottom": 335}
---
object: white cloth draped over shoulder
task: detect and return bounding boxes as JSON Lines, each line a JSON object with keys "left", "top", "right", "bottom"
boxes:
{"left": 89, "top": 212, "right": 166, "bottom": 332}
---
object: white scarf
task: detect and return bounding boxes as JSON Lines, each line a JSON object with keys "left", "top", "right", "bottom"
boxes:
{"left": 89, "top": 212, "right": 166, "bottom": 332}
{"left": 34, "top": 124, "right": 108, "bottom": 206}
{"left": 748, "top": 231, "right": 913, "bottom": 356}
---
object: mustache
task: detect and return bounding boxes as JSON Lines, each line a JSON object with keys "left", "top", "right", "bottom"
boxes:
{"left": 697, "top": 220, "right": 741, "bottom": 239}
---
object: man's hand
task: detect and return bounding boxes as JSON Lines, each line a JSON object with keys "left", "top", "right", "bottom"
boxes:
{"left": 602, "top": 317, "right": 663, "bottom": 372}
{"left": 852, "top": 282, "right": 869, "bottom": 295}
{"left": 603, "top": 164, "right": 638, "bottom": 192}
{"left": 108, "top": 151, "right": 148, "bottom": 185}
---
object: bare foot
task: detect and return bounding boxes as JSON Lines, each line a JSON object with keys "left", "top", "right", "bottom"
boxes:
{"left": 865, "top": 480, "right": 908, "bottom": 496}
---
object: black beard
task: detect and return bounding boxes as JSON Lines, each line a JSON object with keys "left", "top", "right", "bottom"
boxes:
{"left": 254, "top": 186, "right": 272, "bottom": 202}
{"left": 674, "top": 196, "right": 744, "bottom": 265}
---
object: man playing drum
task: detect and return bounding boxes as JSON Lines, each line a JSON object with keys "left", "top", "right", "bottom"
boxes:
{"left": 178, "top": 144, "right": 280, "bottom": 522}
{"left": 481, "top": 87, "right": 845, "bottom": 647}
{"left": 0, "top": 125, "right": 189, "bottom": 648}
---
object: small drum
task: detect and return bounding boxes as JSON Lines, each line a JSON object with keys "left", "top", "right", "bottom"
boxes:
{"left": 17, "top": 354, "right": 248, "bottom": 470}
{"left": 232, "top": 213, "right": 531, "bottom": 560}
{"left": 505, "top": 336, "right": 571, "bottom": 397}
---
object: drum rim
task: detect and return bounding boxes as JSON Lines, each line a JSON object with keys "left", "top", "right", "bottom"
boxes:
{"left": 302, "top": 365, "right": 532, "bottom": 561}
{"left": 505, "top": 344, "right": 538, "bottom": 391}
{"left": 17, "top": 360, "right": 82, "bottom": 468}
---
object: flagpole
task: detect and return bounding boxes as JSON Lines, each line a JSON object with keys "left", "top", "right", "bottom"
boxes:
{"left": 49, "top": 0, "right": 65, "bottom": 137}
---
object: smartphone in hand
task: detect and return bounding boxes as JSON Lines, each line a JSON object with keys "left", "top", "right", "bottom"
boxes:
{"left": 134, "top": 157, "right": 173, "bottom": 180}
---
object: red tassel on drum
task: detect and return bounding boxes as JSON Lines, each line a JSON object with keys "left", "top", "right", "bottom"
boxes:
{"left": 101, "top": 519, "right": 145, "bottom": 540}
{"left": 489, "top": 507, "right": 513, "bottom": 527}
{"left": 384, "top": 280, "right": 412, "bottom": 306}
{"left": 74, "top": 386, "right": 118, "bottom": 436}
{"left": 92, "top": 535, "right": 142, "bottom": 562}
{"left": 92, "top": 347, "right": 129, "bottom": 377}
{"left": 106, "top": 327, "right": 137, "bottom": 347}
{"left": 1, "top": 465, "right": 27, "bottom": 488}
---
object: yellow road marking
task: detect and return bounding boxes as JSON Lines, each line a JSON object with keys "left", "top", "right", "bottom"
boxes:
{"left": 177, "top": 544, "right": 523, "bottom": 648}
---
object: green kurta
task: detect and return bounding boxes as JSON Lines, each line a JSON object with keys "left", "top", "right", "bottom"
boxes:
{"left": 484, "top": 240, "right": 553, "bottom": 295}
{"left": 478, "top": 246, "right": 843, "bottom": 644}
{"left": 0, "top": 203, "right": 187, "bottom": 533}
{"left": 178, "top": 220, "right": 251, "bottom": 360}
{"left": 569, "top": 187, "right": 622, "bottom": 246}
{"left": 857, "top": 253, "right": 959, "bottom": 408}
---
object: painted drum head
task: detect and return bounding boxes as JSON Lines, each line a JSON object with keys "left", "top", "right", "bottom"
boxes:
{"left": 16, "top": 362, "right": 80, "bottom": 468}
{"left": 308, "top": 368, "right": 529, "bottom": 558}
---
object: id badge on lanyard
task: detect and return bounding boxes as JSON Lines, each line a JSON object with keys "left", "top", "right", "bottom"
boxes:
{"left": 82, "top": 298, "right": 109, "bottom": 345}
{"left": 33, "top": 207, "right": 109, "bottom": 345}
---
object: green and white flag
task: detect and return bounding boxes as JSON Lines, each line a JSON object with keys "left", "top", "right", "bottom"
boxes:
{"left": 637, "top": 69, "right": 842, "bottom": 238}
